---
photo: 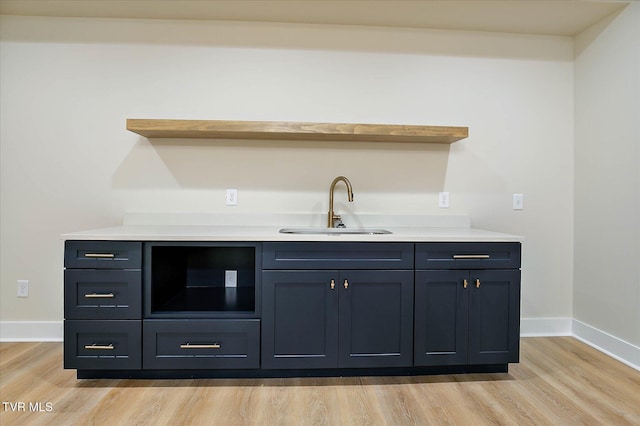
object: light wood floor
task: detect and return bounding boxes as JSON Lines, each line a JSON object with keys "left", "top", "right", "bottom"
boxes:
{"left": 1, "top": 337, "right": 638, "bottom": 425}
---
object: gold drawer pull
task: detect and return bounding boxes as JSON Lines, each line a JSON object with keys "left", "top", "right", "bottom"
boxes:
{"left": 343, "top": 279, "right": 349, "bottom": 289}
{"left": 84, "top": 293, "right": 115, "bottom": 298}
{"left": 180, "top": 343, "right": 221, "bottom": 349}
{"left": 476, "top": 279, "right": 481, "bottom": 288}
{"left": 453, "top": 255, "right": 490, "bottom": 259}
{"left": 330, "top": 279, "right": 335, "bottom": 290}
{"left": 84, "top": 253, "right": 115, "bottom": 259}
{"left": 84, "top": 344, "right": 114, "bottom": 350}
{"left": 463, "top": 279, "right": 468, "bottom": 289}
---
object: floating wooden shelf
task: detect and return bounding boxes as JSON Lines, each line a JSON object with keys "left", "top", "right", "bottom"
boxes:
{"left": 126, "top": 119, "right": 468, "bottom": 144}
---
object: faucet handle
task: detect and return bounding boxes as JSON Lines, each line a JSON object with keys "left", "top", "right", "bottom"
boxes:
{"left": 333, "top": 215, "right": 346, "bottom": 228}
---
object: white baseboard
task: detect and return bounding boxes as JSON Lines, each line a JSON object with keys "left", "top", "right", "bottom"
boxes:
{"left": 1, "top": 318, "right": 638, "bottom": 370}
{"left": 571, "top": 319, "right": 640, "bottom": 371}
{"left": 520, "top": 317, "right": 572, "bottom": 337}
{"left": 0, "top": 321, "right": 63, "bottom": 342}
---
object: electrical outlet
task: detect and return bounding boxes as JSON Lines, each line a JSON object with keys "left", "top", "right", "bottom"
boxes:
{"left": 439, "top": 192, "right": 450, "bottom": 208}
{"left": 17, "top": 280, "right": 29, "bottom": 297}
{"left": 513, "top": 193, "right": 524, "bottom": 210}
{"left": 225, "top": 270, "right": 238, "bottom": 288}
{"left": 226, "top": 189, "right": 238, "bottom": 206}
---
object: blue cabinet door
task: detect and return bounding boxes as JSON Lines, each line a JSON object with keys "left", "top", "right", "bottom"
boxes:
{"left": 262, "top": 270, "right": 339, "bottom": 369}
{"left": 263, "top": 269, "right": 414, "bottom": 369}
{"left": 468, "top": 270, "right": 521, "bottom": 365}
{"left": 414, "top": 270, "right": 469, "bottom": 366}
{"left": 415, "top": 269, "right": 521, "bottom": 366}
{"left": 338, "top": 270, "right": 414, "bottom": 368}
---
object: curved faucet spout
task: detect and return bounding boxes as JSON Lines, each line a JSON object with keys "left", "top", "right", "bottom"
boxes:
{"left": 328, "top": 176, "right": 354, "bottom": 228}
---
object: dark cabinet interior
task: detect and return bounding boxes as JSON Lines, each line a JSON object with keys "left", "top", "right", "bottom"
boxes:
{"left": 144, "top": 242, "right": 260, "bottom": 317}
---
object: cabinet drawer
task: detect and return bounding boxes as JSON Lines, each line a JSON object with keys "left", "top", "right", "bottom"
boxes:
{"left": 415, "top": 242, "right": 521, "bottom": 270}
{"left": 64, "top": 320, "right": 141, "bottom": 370}
{"left": 64, "top": 270, "right": 141, "bottom": 319}
{"left": 65, "top": 241, "right": 142, "bottom": 269}
{"left": 143, "top": 319, "right": 260, "bottom": 370}
{"left": 263, "top": 242, "right": 414, "bottom": 269}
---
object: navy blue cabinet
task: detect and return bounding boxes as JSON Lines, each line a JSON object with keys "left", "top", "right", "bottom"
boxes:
{"left": 64, "top": 239, "right": 521, "bottom": 378}
{"left": 64, "top": 269, "right": 141, "bottom": 320}
{"left": 64, "top": 320, "right": 141, "bottom": 370}
{"left": 414, "top": 270, "right": 469, "bottom": 366}
{"left": 143, "top": 319, "right": 260, "bottom": 369}
{"left": 262, "top": 270, "right": 338, "bottom": 369}
{"left": 262, "top": 270, "right": 414, "bottom": 369}
{"left": 65, "top": 241, "right": 142, "bottom": 269}
{"left": 414, "top": 243, "right": 521, "bottom": 367}
{"left": 467, "top": 270, "right": 520, "bottom": 364}
{"left": 262, "top": 243, "right": 414, "bottom": 370}
{"left": 338, "top": 270, "right": 414, "bottom": 368}
{"left": 63, "top": 241, "right": 142, "bottom": 370}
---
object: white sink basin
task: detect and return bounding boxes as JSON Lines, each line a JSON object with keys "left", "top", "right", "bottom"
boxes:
{"left": 279, "top": 227, "right": 392, "bottom": 235}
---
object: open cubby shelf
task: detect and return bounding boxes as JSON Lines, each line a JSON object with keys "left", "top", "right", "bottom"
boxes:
{"left": 146, "top": 243, "right": 259, "bottom": 316}
{"left": 155, "top": 287, "right": 256, "bottom": 313}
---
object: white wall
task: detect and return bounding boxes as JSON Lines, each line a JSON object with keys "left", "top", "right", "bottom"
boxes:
{"left": 0, "top": 17, "right": 574, "bottom": 329}
{"left": 574, "top": 3, "right": 640, "bottom": 348}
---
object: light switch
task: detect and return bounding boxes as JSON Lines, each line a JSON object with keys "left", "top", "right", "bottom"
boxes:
{"left": 17, "top": 280, "right": 29, "bottom": 297}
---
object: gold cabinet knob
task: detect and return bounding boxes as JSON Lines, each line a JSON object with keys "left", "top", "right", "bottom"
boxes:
{"left": 463, "top": 279, "right": 468, "bottom": 289}
{"left": 344, "top": 279, "right": 349, "bottom": 289}
{"left": 476, "top": 279, "right": 481, "bottom": 288}
{"left": 330, "top": 279, "right": 335, "bottom": 290}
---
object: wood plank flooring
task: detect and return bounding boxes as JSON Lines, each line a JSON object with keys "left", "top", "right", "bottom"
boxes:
{"left": 1, "top": 337, "right": 638, "bottom": 425}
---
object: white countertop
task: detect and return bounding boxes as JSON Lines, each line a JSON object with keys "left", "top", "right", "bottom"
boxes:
{"left": 61, "top": 213, "right": 522, "bottom": 242}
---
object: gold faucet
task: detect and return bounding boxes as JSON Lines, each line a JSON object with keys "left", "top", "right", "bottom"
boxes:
{"left": 328, "top": 176, "right": 354, "bottom": 228}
